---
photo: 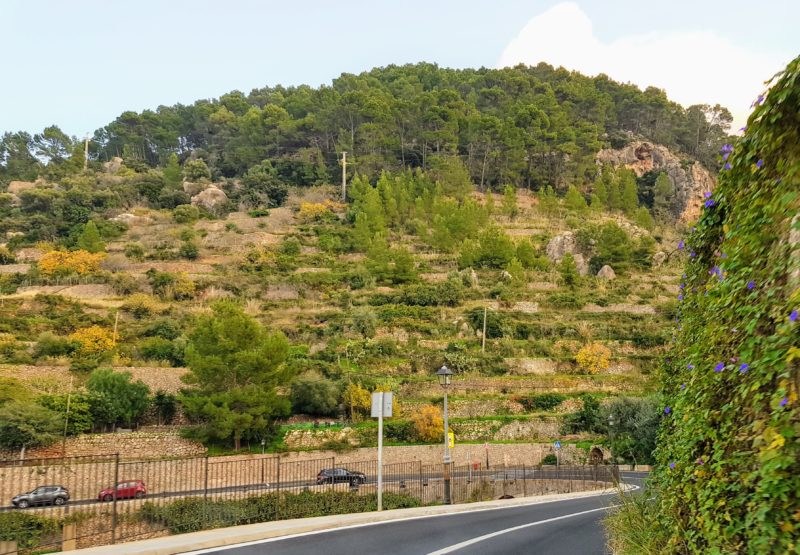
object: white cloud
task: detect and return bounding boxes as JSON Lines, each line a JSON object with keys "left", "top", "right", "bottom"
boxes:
{"left": 497, "top": 2, "right": 791, "bottom": 130}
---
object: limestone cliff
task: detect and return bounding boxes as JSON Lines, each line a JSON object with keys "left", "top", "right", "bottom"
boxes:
{"left": 596, "top": 141, "right": 716, "bottom": 223}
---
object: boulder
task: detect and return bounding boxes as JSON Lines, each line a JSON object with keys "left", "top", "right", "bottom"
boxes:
{"left": 545, "top": 231, "right": 578, "bottom": 262}
{"left": 191, "top": 185, "right": 229, "bottom": 213}
{"left": 573, "top": 253, "right": 590, "bottom": 276}
{"left": 111, "top": 213, "right": 151, "bottom": 226}
{"left": 463, "top": 268, "right": 479, "bottom": 288}
{"left": 183, "top": 181, "right": 208, "bottom": 195}
{"left": 500, "top": 270, "right": 513, "bottom": 282}
{"left": 7, "top": 181, "right": 35, "bottom": 195}
{"left": 597, "top": 265, "right": 616, "bottom": 280}
{"left": 103, "top": 157, "right": 123, "bottom": 174}
{"left": 596, "top": 141, "right": 716, "bottom": 223}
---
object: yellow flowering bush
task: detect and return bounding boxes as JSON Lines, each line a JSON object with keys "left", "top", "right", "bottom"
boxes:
{"left": 68, "top": 326, "right": 115, "bottom": 355}
{"left": 38, "top": 250, "right": 105, "bottom": 276}
{"left": 575, "top": 341, "right": 612, "bottom": 374}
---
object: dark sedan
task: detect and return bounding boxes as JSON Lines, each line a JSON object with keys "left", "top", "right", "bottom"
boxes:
{"left": 316, "top": 468, "right": 366, "bottom": 485}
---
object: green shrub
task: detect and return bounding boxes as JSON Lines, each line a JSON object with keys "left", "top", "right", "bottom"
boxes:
{"left": 0, "top": 512, "right": 60, "bottom": 548}
{"left": 546, "top": 292, "right": 585, "bottom": 309}
{"left": 248, "top": 208, "right": 270, "bottom": 218}
{"left": 541, "top": 454, "right": 558, "bottom": 465}
{"left": 520, "top": 393, "right": 567, "bottom": 412}
{"left": 178, "top": 242, "right": 199, "bottom": 260}
{"left": 173, "top": 204, "right": 200, "bottom": 224}
{"left": 290, "top": 372, "right": 340, "bottom": 416}
{"left": 33, "top": 332, "right": 76, "bottom": 359}
{"left": 123, "top": 242, "right": 145, "bottom": 261}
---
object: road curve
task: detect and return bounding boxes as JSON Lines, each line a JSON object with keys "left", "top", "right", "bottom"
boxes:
{"left": 187, "top": 472, "right": 646, "bottom": 555}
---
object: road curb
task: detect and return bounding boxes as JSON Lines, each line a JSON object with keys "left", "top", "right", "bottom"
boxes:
{"left": 59, "top": 485, "right": 633, "bottom": 554}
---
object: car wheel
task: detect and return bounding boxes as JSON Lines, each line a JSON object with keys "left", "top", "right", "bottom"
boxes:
{"left": 135, "top": 491, "right": 144, "bottom": 499}
{"left": 54, "top": 497, "right": 66, "bottom": 506}
{"left": 17, "top": 500, "right": 29, "bottom": 509}
{"left": 103, "top": 494, "right": 113, "bottom": 502}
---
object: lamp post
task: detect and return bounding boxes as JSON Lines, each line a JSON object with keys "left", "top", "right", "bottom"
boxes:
{"left": 607, "top": 414, "right": 615, "bottom": 465}
{"left": 437, "top": 364, "right": 453, "bottom": 505}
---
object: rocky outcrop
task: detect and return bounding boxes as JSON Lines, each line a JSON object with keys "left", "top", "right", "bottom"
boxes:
{"left": 545, "top": 232, "right": 589, "bottom": 276}
{"left": 102, "top": 157, "right": 123, "bottom": 174}
{"left": 191, "top": 185, "right": 229, "bottom": 213}
{"left": 110, "top": 213, "right": 151, "bottom": 225}
{"left": 596, "top": 141, "right": 716, "bottom": 223}
{"left": 597, "top": 265, "right": 616, "bottom": 280}
{"left": 7, "top": 180, "right": 35, "bottom": 195}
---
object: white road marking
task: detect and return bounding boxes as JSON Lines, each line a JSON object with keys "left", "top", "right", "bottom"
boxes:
{"left": 182, "top": 485, "right": 638, "bottom": 554}
{"left": 425, "top": 505, "right": 618, "bottom": 554}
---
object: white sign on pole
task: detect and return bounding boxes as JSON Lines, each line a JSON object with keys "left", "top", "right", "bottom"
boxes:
{"left": 371, "top": 391, "right": 393, "bottom": 512}
{"left": 371, "top": 392, "right": 393, "bottom": 417}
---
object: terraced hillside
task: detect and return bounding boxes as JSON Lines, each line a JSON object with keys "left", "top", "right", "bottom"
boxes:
{"left": 0, "top": 168, "right": 681, "bottom": 461}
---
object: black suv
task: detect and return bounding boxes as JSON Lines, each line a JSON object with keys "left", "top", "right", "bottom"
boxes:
{"left": 316, "top": 468, "right": 366, "bottom": 485}
{"left": 12, "top": 486, "right": 70, "bottom": 508}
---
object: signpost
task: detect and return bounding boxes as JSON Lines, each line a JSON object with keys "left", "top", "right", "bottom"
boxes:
{"left": 371, "top": 391, "right": 393, "bottom": 511}
{"left": 554, "top": 440, "right": 561, "bottom": 468}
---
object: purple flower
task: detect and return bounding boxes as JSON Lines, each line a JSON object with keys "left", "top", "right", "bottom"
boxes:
{"left": 722, "top": 152, "right": 730, "bottom": 161}
{"left": 791, "top": 310, "right": 798, "bottom": 322}
{"left": 721, "top": 253, "right": 728, "bottom": 259}
{"left": 678, "top": 294, "right": 683, "bottom": 301}
{"left": 678, "top": 240, "right": 685, "bottom": 250}
{"left": 687, "top": 364, "right": 695, "bottom": 370}
{"left": 680, "top": 283, "right": 685, "bottom": 290}
{"left": 705, "top": 199, "right": 715, "bottom": 208}
{"left": 669, "top": 462, "right": 676, "bottom": 469}
{"left": 747, "top": 280, "right": 756, "bottom": 290}
{"left": 690, "top": 251, "right": 696, "bottom": 258}
{"left": 724, "top": 162, "right": 731, "bottom": 170}
{"left": 752, "top": 94, "right": 764, "bottom": 107}
{"left": 697, "top": 458, "right": 704, "bottom": 465}
{"left": 681, "top": 383, "right": 686, "bottom": 390}
{"left": 739, "top": 363, "right": 749, "bottom": 373}
{"left": 779, "top": 397, "right": 788, "bottom": 407}
{"left": 739, "top": 126, "right": 747, "bottom": 133}
{"left": 756, "top": 159, "right": 763, "bottom": 168}
{"left": 721, "top": 144, "right": 733, "bottom": 153}
{"left": 664, "top": 407, "right": 671, "bottom": 414}
{"left": 714, "top": 362, "right": 725, "bottom": 372}
{"left": 704, "top": 191, "right": 713, "bottom": 198}
{"left": 682, "top": 274, "right": 687, "bottom": 278}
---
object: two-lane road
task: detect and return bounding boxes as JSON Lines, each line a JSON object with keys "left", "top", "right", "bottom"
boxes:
{"left": 186, "top": 472, "right": 646, "bottom": 555}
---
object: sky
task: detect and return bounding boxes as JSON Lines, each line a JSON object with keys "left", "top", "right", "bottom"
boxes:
{"left": 1, "top": 0, "right": 797, "bottom": 137}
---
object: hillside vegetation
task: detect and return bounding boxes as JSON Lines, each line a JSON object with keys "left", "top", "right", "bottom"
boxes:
{"left": 0, "top": 62, "right": 715, "bottom": 462}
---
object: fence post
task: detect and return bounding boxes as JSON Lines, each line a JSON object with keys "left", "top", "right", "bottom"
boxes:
{"left": 111, "top": 453, "right": 119, "bottom": 544}
{"left": 276, "top": 457, "right": 281, "bottom": 519}
{"left": 203, "top": 455, "right": 209, "bottom": 500}
{"left": 522, "top": 464, "right": 527, "bottom": 497}
{"left": 61, "top": 523, "right": 77, "bottom": 551}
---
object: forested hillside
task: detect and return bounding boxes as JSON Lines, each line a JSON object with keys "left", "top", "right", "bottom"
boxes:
{"left": 2, "top": 62, "right": 731, "bottom": 190}
{"left": 0, "top": 61, "right": 721, "bottom": 463}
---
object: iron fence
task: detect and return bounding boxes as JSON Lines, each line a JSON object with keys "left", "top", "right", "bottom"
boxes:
{"left": 0, "top": 453, "right": 619, "bottom": 554}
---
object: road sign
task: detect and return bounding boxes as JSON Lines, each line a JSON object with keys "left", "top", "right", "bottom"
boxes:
{"left": 448, "top": 431, "right": 455, "bottom": 449}
{"left": 554, "top": 440, "right": 561, "bottom": 449}
{"left": 371, "top": 392, "right": 393, "bottom": 417}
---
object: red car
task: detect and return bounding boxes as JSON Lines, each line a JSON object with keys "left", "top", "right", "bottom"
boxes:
{"left": 98, "top": 480, "right": 147, "bottom": 502}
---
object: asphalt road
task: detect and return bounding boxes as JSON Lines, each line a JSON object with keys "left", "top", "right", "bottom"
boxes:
{"left": 2, "top": 467, "right": 616, "bottom": 512}
{"left": 187, "top": 472, "right": 647, "bottom": 555}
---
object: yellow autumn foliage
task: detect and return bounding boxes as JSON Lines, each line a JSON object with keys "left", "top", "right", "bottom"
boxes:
{"left": 411, "top": 404, "right": 444, "bottom": 443}
{"left": 297, "top": 200, "right": 345, "bottom": 222}
{"left": 38, "top": 250, "right": 105, "bottom": 276}
{"left": 342, "top": 383, "right": 371, "bottom": 419}
{"left": 68, "top": 325, "right": 115, "bottom": 355}
{"left": 575, "top": 341, "right": 612, "bottom": 374}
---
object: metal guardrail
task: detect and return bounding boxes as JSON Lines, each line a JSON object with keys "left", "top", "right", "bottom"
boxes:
{"left": 0, "top": 454, "right": 619, "bottom": 554}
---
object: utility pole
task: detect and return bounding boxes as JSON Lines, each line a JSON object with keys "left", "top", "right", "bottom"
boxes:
{"left": 481, "top": 306, "right": 488, "bottom": 353}
{"left": 83, "top": 136, "right": 89, "bottom": 171}
{"left": 62, "top": 375, "right": 74, "bottom": 457}
{"left": 341, "top": 151, "right": 347, "bottom": 202}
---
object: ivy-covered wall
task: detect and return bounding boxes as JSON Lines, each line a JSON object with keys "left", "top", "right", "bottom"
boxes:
{"left": 653, "top": 56, "right": 799, "bottom": 552}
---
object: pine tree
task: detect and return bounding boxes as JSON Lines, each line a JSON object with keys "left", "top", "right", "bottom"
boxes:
{"left": 502, "top": 185, "right": 519, "bottom": 220}
{"left": 593, "top": 177, "right": 608, "bottom": 208}
{"left": 163, "top": 153, "right": 182, "bottom": 188}
{"left": 653, "top": 172, "right": 673, "bottom": 221}
{"left": 634, "top": 207, "right": 655, "bottom": 231}
{"left": 619, "top": 169, "right": 639, "bottom": 215}
{"left": 558, "top": 253, "right": 580, "bottom": 288}
{"left": 76, "top": 221, "right": 105, "bottom": 253}
{"left": 538, "top": 185, "right": 558, "bottom": 215}
{"left": 564, "top": 185, "right": 588, "bottom": 212}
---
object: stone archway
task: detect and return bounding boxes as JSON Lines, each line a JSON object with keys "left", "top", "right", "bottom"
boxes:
{"left": 589, "top": 447, "right": 604, "bottom": 464}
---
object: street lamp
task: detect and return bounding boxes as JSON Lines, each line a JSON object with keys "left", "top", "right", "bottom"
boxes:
{"left": 607, "top": 414, "right": 615, "bottom": 465}
{"left": 436, "top": 364, "right": 453, "bottom": 505}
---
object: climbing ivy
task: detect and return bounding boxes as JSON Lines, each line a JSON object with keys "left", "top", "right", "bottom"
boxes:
{"left": 651, "top": 56, "right": 800, "bottom": 553}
